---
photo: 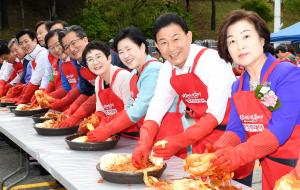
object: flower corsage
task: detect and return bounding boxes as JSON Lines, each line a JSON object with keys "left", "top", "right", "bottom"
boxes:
{"left": 255, "top": 84, "right": 281, "bottom": 112}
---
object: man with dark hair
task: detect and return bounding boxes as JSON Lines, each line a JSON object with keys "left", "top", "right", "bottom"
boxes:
{"left": 132, "top": 13, "right": 235, "bottom": 170}
{"left": 48, "top": 25, "right": 96, "bottom": 127}
{"left": 15, "top": 29, "right": 51, "bottom": 104}
{"left": 275, "top": 44, "right": 296, "bottom": 65}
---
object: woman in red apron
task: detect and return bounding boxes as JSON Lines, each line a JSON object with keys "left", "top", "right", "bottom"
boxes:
{"left": 213, "top": 10, "right": 300, "bottom": 189}
{"left": 86, "top": 27, "right": 162, "bottom": 142}
{"left": 78, "top": 41, "right": 136, "bottom": 138}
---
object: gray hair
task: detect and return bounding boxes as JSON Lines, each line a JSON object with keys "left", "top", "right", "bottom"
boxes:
{"left": 8, "top": 38, "right": 18, "bottom": 49}
{"left": 58, "top": 25, "right": 87, "bottom": 49}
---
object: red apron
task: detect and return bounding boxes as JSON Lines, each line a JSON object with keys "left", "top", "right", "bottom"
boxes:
{"left": 98, "top": 68, "right": 139, "bottom": 139}
{"left": 233, "top": 60, "right": 300, "bottom": 189}
{"left": 61, "top": 60, "right": 79, "bottom": 89}
{"left": 155, "top": 99, "right": 187, "bottom": 158}
{"left": 13, "top": 62, "right": 24, "bottom": 75}
{"left": 130, "top": 59, "right": 186, "bottom": 156}
{"left": 48, "top": 54, "right": 61, "bottom": 89}
{"left": 170, "top": 48, "right": 230, "bottom": 153}
{"left": 80, "top": 67, "right": 97, "bottom": 86}
{"left": 7, "top": 62, "right": 23, "bottom": 84}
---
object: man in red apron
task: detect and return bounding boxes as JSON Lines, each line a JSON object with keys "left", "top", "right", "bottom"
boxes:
{"left": 16, "top": 29, "right": 51, "bottom": 104}
{"left": 131, "top": 13, "right": 235, "bottom": 169}
{"left": 50, "top": 25, "right": 95, "bottom": 127}
{"left": 212, "top": 10, "right": 300, "bottom": 189}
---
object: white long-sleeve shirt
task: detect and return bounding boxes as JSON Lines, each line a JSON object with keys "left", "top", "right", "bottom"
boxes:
{"left": 0, "top": 61, "right": 14, "bottom": 82}
{"left": 95, "top": 65, "right": 131, "bottom": 112}
{"left": 25, "top": 44, "right": 51, "bottom": 88}
{"left": 145, "top": 44, "right": 236, "bottom": 125}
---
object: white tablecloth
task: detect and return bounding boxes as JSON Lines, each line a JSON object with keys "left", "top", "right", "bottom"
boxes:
{"left": 0, "top": 110, "right": 252, "bottom": 190}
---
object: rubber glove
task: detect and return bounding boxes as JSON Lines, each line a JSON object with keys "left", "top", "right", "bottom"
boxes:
{"left": 63, "top": 94, "right": 89, "bottom": 115}
{"left": 3, "top": 83, "right": 13, "bottom": 96}
{"left": 0, "top": 80, "right": 6, "bottom": 97}
{"left": 58, "top": 95, "right": 96, "bottom": 128}
{"left": 87, "top": 110, "right": 134, "bottom": 142}
{"left": 45, "top": 81, "right": 55, "bottom": 93}
{"left": 213, "top": 129, "right": 279, "bottom": 173}
{"left": 5, "top": 84, "right": 25, "bottom": 98}
{"left": 153, "top": 113, "right": 218, "bottom": 159}
{"left": 49, "top": 88, "right": 68, "bottom": 99}
{"left": 49, "top": 87, "right": 80, "bottom": 111}
{"left": 17, "top": 83, "right": 39, "bottom": 104}
{"left": 132, "top": 120, "right": 159, "bottom": 168}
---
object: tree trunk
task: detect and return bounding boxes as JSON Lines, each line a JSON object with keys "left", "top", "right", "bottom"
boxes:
{"left": 20, "top": 0, "right": 24, "bottom": 28}
{"left": 211, "top": 0, "right": 216, "bottom": 31}
{"left": 186, "top": 0, "right": 190, "bottom": 12}
{"left": 0, "top": 0, "right": 8, "bottom": 29}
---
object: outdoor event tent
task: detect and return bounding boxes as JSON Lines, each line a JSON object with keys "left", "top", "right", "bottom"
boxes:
{"left": 271, "top": 22, "right": 300, "bottom": 42}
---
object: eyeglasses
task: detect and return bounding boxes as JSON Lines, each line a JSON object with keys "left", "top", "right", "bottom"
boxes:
{"left": 48, "top": 42, "right": 62, "bottom": 51}
{"left": 86, "top": 54, "right": 104, "bottom": 65}
{"left": 63, "top": 38, "right": 82, "bottom": 51}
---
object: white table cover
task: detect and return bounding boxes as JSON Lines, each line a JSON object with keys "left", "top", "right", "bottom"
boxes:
{"left": 0, "top": 110, "right": 252, "bottom": 190}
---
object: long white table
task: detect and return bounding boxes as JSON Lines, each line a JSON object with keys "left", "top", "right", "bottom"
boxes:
{"left": 0, "top": 110, "right": 252, "bottom": 190}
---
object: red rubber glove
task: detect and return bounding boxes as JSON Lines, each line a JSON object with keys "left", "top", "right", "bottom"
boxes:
{"left": 5, "top": 84, "right": 25, "bottom": 98}
{"left": 3, "top": 83, "right": 13, "bottom": 96}
{"left": 63, "top": 94, "right": 89, "bottom": 115}
{"left": 153, "top": 113, "right": 218, "bottom": 160}
{"left": 132, "top": 120, "right": 159, "bottom": 169}
{"left": 17, "top": 83, "right": 39, "bottom": 104}
{"left": 213, "top": 131, "right": 242, "bottom": 150}
{"left": 45, "top": 81, "right": 55, "bottom": 93}
{"left": 87, "top": 110, "right": 134, "bottom": 142}
{"left": 213, "top": 129, "right": 279, "bottom": 172}
{"left": 49, "top": 87, "right": 67, "bottom": 99}
{"left": 49, "top": 87, "right": 80, "bottom": 111}
{"left": 0, "top": 80, "right": 6, "bottom": 97}
{"left": 93, "top": 111, "right": 116, "bottom": 129}
{"left": 58, "top": 95, "right": 96, "bottom": 128}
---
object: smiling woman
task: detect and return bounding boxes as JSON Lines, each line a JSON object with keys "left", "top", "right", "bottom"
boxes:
{"left": 213, "top": 10, "right": 300, "bottom": 190}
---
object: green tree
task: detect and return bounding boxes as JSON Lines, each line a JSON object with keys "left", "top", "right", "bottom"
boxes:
{"left": 241, "top": 0, "right": 273, "bottom": 22}
{"left": 284, "top": 0, "right": 300, "bottom": 14}
{"left": 70, "top": 0, "right": 192, "bottom": 41}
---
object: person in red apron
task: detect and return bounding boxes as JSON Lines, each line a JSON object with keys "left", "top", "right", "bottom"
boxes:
{"left": 130, "top": 13, "right": 234, "bottom": 169}
{"left": 87, "top": 27, "right": 180, "bottom": 143}
{"left": 44, "top": 29, "right": 68, "bottom": 98}
{"left": 1, "top": 39, "right": 28, "bottom": 101}
{"left": 15, "top": 29, "right": 51, "bottom": 104}
{"left": 0, "top": 40, "right": 22, "bottom": 97}
{"left": 78, "top": 41, "right": 136, "bottom": 137}
{"left": 211, "top": 10, "right": 300, "bottom": 189}
{"left": 47, "top": 26, "right": 95, "bottom": 127}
